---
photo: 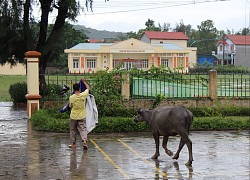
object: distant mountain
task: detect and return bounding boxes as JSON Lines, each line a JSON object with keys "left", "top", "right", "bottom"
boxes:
{"left": 73, "top": 25, "right": 127, "bottom": 40}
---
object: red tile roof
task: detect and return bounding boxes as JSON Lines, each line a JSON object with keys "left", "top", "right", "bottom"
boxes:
{"left": 227, "top": 35, "right": 250, "bottom": 45}
{"left": 143, "top": 31, "right": 189, "bottom": 40}
{"left": 88, "top": 39, "right": 103, "bottom": 43}
{"left": 216, "top": 40, "right": 228, "bottom": 46}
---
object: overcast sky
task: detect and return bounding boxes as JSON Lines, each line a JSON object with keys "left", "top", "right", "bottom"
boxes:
{"left": 44, "top": 0, "right": 250, "bottom": 33}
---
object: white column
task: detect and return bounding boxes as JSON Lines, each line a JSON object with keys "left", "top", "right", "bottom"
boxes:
{"left": 25, "top": 51, "right": 42, "bottom": 119}
{"left": 109, "top": 53, "right": 113, "bottom": 70}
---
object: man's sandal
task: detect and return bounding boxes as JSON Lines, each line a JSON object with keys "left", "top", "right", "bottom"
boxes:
{"left": 68, "top": 143, "right": 76, "bottom": 148}
{"left": 82, "top": 141, "right": 88, "bottom": 150}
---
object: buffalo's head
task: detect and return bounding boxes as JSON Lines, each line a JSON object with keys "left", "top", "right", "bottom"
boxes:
{"left": 134, "top": 108, "right": 144, "bottom": 123}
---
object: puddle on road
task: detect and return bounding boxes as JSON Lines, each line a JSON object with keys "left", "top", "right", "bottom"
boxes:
{"left": 0, "top": 102, "right": 27, "bottom": 121}
{"left": 0, "top": 102, "right": 28, "bottom": 146}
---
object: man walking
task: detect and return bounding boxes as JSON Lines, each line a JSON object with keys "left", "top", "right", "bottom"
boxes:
{"left": 69, "top": 78, "right": 90, "bottom": 150}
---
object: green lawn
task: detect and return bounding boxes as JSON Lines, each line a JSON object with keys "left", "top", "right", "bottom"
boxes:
{"left": 0, "top": 75, "right": 26, "bottom": 101}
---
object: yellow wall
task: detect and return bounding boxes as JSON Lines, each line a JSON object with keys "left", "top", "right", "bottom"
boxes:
{"left": 0, "top": 63, "right": 26, "bottom": 75}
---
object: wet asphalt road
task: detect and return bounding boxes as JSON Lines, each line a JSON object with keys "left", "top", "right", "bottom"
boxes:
{"left": 0, "top": 102, "right": 249, "bottom": 180}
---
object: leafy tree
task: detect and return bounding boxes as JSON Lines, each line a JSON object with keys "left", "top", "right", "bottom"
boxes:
{"left": 0, "top": 0, "right": 94, "bottom": 89}
{"left": 145, "top": 18, "right": 161, "bottom": 31}
{"left": 236, "top": 27, "right": 250, "bottom": 35}
{"left": 0, "top": 0, "right": 24, "bottom": 64}
{"left": 126, "top": 31, "right": 140, "bottom": 39}
{"left": 173, "top": 20, "right": 192, "bottom": 36}
{"left": 145, "top": 18, "right": 154, "bottom": 29}
{"left": 189, "top": 19, "right": 219, "bottom": 54}
{"left": 126, "top": 19, "right": 163, "bottom": 40}
{"left": 158, "top": 22, "right": 171, "bottom": 32}
{"left": 47, "top": 22, "right": 88, "bottom": 67}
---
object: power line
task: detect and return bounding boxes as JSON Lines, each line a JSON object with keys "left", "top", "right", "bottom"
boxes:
{"left": 32, "top": 0, "right": 232, "bottom": 17}
{"left": 83, "top": 0, "right": 228, "bottom": 15}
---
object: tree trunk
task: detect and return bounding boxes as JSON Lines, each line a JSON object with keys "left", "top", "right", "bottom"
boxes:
{"left": 37, "top": 0, "right": 69, "bottom": 90}
{"left": 23, "top": 0, "right": 31, "bottom": 53}
{"left": 36, "top": 0, "right": 52, "bottom": 90}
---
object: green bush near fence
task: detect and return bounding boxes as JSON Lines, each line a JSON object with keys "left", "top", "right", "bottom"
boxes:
{"left": 8, "top": 82, "right": 62, "bottom": 103}
{"left": 189, "top": 64, "right": 250, "bottom": 73}
{"left": 30, "top": 108, "right": 250, "bottom": 132}
{"left": 30, "top": 109, "right": 149, "bottom": 132}
{"left": 40, "top": 84, "right": 62, "bottom": 101}
{"left": 188, "top": 106, "right": 250, "bottom": 117}
{"left": 9, "top": 82, "right": 27, "bottom": 103}
{"left": 192, "top": 116, "right": 250, "bottom": 130}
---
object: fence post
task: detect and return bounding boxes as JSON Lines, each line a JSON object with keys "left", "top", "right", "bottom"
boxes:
{"left": 25, "top": 51, "right": 42, "bottom": 119}
{"left": 121, "top": 73, "right": 130, "bottom": 100}
{"left": 209, "top": 69, "right": 217, "bottom": 100}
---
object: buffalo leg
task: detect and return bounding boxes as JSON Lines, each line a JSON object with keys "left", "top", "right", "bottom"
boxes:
{"left": 185, "top": 135, "right": 193, "bottom": 166}
{"left": 173, "top": 132, "right": 193, "bottom": 166}
{"left": 162, "top": 136, "right": 173, "bottom": 156}
{"left": 151, "top": 134, "right": 160, "bottom": 159}
{"left": 173, "top": 137, "right": 185, "bottom": 160}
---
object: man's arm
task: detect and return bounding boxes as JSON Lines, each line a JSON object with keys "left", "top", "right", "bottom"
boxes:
{"left": 81, "top": 78, "right": 90, "bottom": 91}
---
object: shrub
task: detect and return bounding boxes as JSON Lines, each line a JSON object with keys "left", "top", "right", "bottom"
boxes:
{"left": 40, "top": 84, "right": 62, "bottom": 101}
{"left": 189, "top": 64, "right": 250, "bottom": 74}
{"left": 30, "top": 108, "right": 250, "bottom": 132}
{"left": 188, "top": 107, "right": 250, "bottom": 117}
{"left": 192, "top": 116, "right": 250, "bottom": 130}
{"left": 30, "top": 109, "right": 149, "bottom": 132}
{"left": 30, "top": 109, "right": 69, "bottom": 132}
{"left": 99, "top": 106, "right": 136, "bottom": 117}
{"left": 93, "top": 117, "right": 149, "bottom": 133}
{"left": 9, "top": 82, "right": 27, "bottom": 103}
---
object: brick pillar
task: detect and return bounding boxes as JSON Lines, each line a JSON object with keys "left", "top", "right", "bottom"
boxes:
{"left": 25, "top": 51, "right": 42, "bottom": 119}
{"left": 121, "top": 73, "right": 130, "bottom": 100}
{"left": 209, "top": 69, "right": 217, "bottom": 100}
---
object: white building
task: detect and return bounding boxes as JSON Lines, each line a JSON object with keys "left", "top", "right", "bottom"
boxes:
{"left": 216, "top": 35, "right": 250, "bottom": 67}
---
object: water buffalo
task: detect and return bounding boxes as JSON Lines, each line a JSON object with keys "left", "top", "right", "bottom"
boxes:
{"left": 134, "top": 106, "right": 194, "bottom": 165}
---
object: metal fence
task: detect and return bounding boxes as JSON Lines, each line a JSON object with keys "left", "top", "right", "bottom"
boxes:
{"left": 42, "top": 71, "right": 250, "bottom": 101}
{"left": 130, "top": 71, "right": 250, "bottom": 99}
{"left": 130, "top": 72, "right": 208, "bottom": 99}
{"left": 217, "top": 73, "right": 250, "bottom": 98}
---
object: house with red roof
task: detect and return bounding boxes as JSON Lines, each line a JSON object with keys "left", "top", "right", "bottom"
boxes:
{"left": 140, "top": 31, "right": 197, "bottom": 69}
{"left": 141, "top": 31, "right": 189, "bottom": 47}
{"left": 216, "top": 35, "right": 250, "bottom": 67}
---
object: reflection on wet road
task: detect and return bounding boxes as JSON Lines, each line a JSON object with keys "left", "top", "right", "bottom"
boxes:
{"left": 0, "top": 102, "right": 249, "bottom": 180}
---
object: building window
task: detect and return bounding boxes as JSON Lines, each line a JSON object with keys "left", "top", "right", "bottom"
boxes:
{"left": 141, "top": 59, "right": 148, "bottom": 69}
{"left": 73, "top": 59, "right": 79, "bottom": 68}
{"left": 178, "top": 53, "right": 184, "bottom": 57}
{"left": 122, "top": 62, "right": 135, "bottom": 70}
{"left": 161, "top": 59, "right": 169, "bottom": 67}
{"left": 177, "top": 57, "right": 185, "bottom": 68}
{"left": 86, "top": 59, "right": 96, "bottom": 69}
{"left": 113, "top": 59, "right": 121, "bottom": 68}
{"left": 219, "top": 45, "right": 223, "bottom": 51}
{"left": 230, "top": 44, "right": 234, "bottom": 52}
